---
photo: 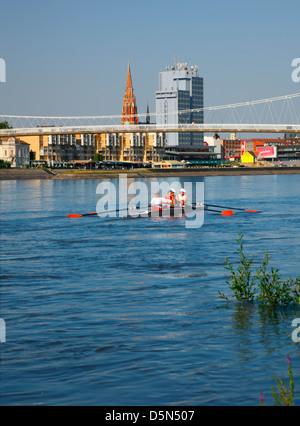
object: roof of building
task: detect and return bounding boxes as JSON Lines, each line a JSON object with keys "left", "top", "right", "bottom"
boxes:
{"left": 0, "top": 139, "right": 30, "bottom": 146}
{"left": 165, "top": 150, "right": 217, "bottom": 156}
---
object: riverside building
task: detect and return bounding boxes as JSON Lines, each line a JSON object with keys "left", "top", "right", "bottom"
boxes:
{"left": 96, "top": 62, "right": 166, "bottom": 163}
{"left": 96, "top": 132, "right": 165, "bottom": 163}
{"left": 221, "top": 137, "right": 300, "bottom": 165}
{"left": 19, "top": 134, "right": 96, "bottom": 166}
{"left": 16, "top": 63, "right": 168, "bottom": 166}
{"left": 156, "top": 62, "right": 204, "bottom": 148}
{"left": 0, "top": 137, "right": 30, "bottom": 167}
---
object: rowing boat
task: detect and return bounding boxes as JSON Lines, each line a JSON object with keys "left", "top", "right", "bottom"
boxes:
{"left": 134, "top": 205, "right": 196, "bottom": 218}
{"left": 68, "top": 203, "right": 256, "bottom": 219}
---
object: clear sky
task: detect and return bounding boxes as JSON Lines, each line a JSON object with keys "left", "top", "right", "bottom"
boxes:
{"left": 0, "top": 0, "right": 299, "bottom": 117}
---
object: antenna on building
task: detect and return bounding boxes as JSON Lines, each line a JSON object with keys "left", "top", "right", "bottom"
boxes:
{"left": 174, "top": 50, "right": 177, "bottom": 67}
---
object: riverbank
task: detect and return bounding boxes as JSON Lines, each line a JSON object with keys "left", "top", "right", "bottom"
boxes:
{"left": 1, "top": 167, "right": 300, "bottom": 180}
{"left": 0, "top": 168, "right": 54, "bottom": 180}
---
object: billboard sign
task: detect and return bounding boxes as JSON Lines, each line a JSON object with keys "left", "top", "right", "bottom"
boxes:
{"left": 241, "top": 141, "right": 247, "bottom": 156}
{"left": 257, "top": 146, "right": 277, "bottom": 159}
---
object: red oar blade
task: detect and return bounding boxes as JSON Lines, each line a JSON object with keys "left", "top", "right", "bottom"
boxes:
{"left": 68, "top": 212, "right": 97, "bottom": 218}
{"left": 245, "top": 209, "right": 260, "bottom": 213}
{"left": 204, "top": 207, "right": 235, "bottom": 216}
{"left": 222, "top": 210, "right": 234, "bottom": 216}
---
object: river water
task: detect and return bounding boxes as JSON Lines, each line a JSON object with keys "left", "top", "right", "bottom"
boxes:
{"left": 0, "top": 174, "right": 299, "bottom": 406}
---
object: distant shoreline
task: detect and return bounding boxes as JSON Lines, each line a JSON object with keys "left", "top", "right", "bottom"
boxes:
{"left": 1, "top": 167, "right": 300, "bottom": 181}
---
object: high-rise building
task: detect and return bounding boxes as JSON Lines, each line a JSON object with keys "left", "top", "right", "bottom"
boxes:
{"left": 122, "top": 62, "right": 139, "bottom": 125}
{"left": 156, "top": 62, "right": 204, "bottom": 147}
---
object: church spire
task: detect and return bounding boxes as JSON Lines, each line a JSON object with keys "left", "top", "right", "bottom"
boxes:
{"left": 126, "top": 61, "right": 133, "bottom": 89}
{"left": 122, "top": 61, "right": 139, "bottom": 125}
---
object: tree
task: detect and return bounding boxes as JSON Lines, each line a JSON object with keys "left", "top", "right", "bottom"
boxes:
{"left": 94, "top": 153, "right": 103, "bottom": 162}
{"left": 0, "top": 121, "right": 12, "bottom": 129}
{"left": 0, "top": 159, "right": 11, "bottom": 168}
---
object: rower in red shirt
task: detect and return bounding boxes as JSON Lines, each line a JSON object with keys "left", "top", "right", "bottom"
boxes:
{"left": 163, "top": 190, "right": 175, "bottom": 208}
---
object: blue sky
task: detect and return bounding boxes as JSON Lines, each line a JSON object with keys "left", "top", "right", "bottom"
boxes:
{"left": 0, "top": 0, "right": 299, "bottom": 117}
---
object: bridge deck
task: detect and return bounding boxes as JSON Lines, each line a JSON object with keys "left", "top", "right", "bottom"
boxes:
{"left": 1, "top": 124, "right": 300, "bottom": 138}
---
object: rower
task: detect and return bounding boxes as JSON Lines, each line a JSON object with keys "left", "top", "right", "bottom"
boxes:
{"left": 163, "top": 190, "right": 175, "bottom": 208}
{"left": 150, "top": 191, "right": 163, "bottom": 210}
{"left": 176, "top": 188, "right": 188, "bottom": 207}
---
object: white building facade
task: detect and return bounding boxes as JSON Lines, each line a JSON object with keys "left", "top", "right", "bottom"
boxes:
{"left": 156, "top": 62, "right": 204, "bottom": 147}
{"left": 0, "top": 138, "right": 30, "bottom": 167}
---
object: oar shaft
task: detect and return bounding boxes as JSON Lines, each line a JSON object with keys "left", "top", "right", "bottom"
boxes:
{"left": 192, "top": 205, "right": 233, "bottom": 216}
{"left": 206, "top": 203, "right": 244, "bottom": 211}
{"left": 68, "top": 207, "right": 128, "bottom": 218}
{"left": 68, "top": 205, "right": 149, "bottom": 218}
{"left": 192, "top": 203, "right": 259, "bottom": 212}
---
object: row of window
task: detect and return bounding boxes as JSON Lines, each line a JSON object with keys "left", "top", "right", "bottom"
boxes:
{"left": 0, "top": 148, "right": 28, "bottom": 157}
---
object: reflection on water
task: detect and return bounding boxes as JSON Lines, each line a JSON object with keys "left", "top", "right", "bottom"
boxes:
{"left": 0, "top": 175, "right": 300, "bottom": 406}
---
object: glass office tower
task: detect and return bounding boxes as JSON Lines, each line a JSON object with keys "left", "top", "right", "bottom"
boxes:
{"left": 156, "top": 62, "right": 204, "bottom": 147}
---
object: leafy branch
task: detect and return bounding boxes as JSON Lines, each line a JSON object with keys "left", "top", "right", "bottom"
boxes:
{"left": 220, "top": 232, "right": 300, "bottom": 308}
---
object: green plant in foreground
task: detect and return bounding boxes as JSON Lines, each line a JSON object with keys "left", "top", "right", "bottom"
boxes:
{"left": 257, "top": 252, "right": 298, "bottom": 308}
{"left": 261, "top": 356, "right": 295, "bottom": 406}
{"left": 219, "top": 232, "right": 300, "bottom": 307}
{"left": 220, "top": 232, "right": 257, "bottom": 303}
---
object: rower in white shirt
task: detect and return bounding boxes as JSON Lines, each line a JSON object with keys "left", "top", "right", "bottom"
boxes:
{"left": 176, "top": 189, "right": 188, "bottom": 207}
{"left": 150, "top": 191, "right": 163, "bottom": 209}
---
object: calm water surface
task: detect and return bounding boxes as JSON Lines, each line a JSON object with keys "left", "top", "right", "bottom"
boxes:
{"left": 0, "top": 174, "right": 299, "bottom": 406}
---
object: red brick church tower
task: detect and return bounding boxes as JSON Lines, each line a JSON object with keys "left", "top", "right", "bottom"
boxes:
{"left": 122, "top": 62, "right": 139, "bottom": 125}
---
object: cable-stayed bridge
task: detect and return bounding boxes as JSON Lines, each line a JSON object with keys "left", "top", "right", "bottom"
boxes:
{"left": 0, "top": 93, "right": 299, "bottom": 138}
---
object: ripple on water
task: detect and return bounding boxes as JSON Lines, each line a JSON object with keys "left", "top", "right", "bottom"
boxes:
{"left": 0, "top": 176, "right": 300, "bottom": 406}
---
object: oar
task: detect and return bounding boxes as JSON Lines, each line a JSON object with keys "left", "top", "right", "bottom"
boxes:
{"left": 192, "top": 205, "right": 234, "bottom": 216}
{"left": 68, "top": 212, "right": 97, "bottom": 218}
{"left": 192, "top": 203, "right": 260, "bottom": 213}
{"left": 68, "top": 206, "right": 149, "bottom": 218}
{"left": 204, "top": 207, "right": 234, "bottom": 216}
